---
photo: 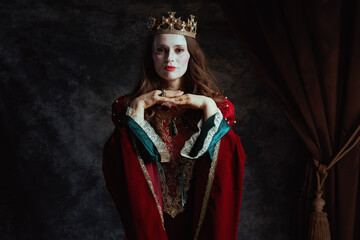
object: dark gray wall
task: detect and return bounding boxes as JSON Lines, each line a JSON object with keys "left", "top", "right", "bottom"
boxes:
{"left": 1, "top": 0, "right": 308, "bottom": 239}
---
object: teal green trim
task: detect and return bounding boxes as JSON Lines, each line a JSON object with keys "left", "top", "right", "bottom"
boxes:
{"left": 208, "top": 118, "right": 230, "bottom": 159}
{"left": 189, "top": 114, "right": 231, "bottom": 159}
{"left": 189, "top": 114, "right": 216, "bottom": 157}
{"left": 123, "top": 116, "right": 160, "bottom": 163}
{"left": 124, "top": 116, "right": 167, "bottom": 194}
{"left": 181, "top": 158, "right": 190, "bottom": 206}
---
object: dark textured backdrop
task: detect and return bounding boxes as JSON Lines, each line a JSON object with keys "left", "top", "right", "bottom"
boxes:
{"left": 1, "top": 0, "right": 308, "bottom": 239}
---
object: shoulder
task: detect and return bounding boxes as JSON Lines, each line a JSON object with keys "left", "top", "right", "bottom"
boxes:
{"left": 216, "top": 96, "right": 236, "bottom": 127}
{"left": 111, "top": 95, "right": 128, "bottom": 127}
{"left": 112, "top": 96, "right": 127, "bottom": 113}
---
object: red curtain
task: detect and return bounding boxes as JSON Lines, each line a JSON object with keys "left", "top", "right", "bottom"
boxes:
{"left": 218, "top": 0, "right": 360, "bottom": 239}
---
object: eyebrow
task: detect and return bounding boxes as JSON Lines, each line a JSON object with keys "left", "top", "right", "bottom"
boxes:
{"left": 155, "top": 44, "right": 186, "bottom": 47}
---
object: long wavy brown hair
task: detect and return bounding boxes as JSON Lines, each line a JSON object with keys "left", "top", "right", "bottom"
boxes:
{"left": 124, "top": 34, "right": 224, "bottom": 139}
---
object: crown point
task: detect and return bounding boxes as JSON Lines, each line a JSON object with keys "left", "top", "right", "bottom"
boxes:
{"left": 148, "top": 12, "right": 197, "bottom": 38}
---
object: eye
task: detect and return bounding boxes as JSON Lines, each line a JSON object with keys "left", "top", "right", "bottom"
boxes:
{"left": 175, "top": 48, "right": 185, "bottom": 53}
{"left": 155, "top": 47, "right": 167, "bottom": 54}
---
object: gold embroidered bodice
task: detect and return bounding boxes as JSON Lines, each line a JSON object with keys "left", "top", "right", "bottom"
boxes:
{"left": 157, "top": 104, "right": 197, "bottom": 218}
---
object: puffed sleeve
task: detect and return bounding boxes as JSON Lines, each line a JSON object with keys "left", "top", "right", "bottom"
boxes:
{"left": 111, "top": 96, "right": 127, "bottom": 128}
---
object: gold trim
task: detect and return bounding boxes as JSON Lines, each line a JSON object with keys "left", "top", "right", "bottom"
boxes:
{"left": 193, "top": 140, "right": 221, "bottom": 240}
{"left": 160, "top": 157, "right": 195, "bottom": 218}
{"left": 129, "top": 134, "right": 165, "bottom": 229}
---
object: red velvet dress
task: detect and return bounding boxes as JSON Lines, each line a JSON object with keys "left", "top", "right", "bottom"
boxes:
{"left": 102, "top": 96, "right": 246, "bottom": 240}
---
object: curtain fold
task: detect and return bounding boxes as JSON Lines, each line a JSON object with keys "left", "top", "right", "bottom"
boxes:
{"left": 218, "top": 0, "right": 360, "bottom": 239}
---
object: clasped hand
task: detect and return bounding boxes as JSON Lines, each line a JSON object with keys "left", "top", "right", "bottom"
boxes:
{"left": 130, "top": 90, "right": 218, "bottom": 121}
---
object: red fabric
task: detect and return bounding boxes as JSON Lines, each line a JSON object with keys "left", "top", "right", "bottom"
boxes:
{"left": 201, "top": 130, "right": 245, "bottom": 239}
{"left": 103, "top": 128, "right": 167, "bottom": 240}
{"left": 103, "top": 97, "right": 246, "bottom": 240}
{"left": 145, "top": 161, "right": 163, "bottom": 208}
{"left": 218, "top": 98, "right": 236, "bottom": 127}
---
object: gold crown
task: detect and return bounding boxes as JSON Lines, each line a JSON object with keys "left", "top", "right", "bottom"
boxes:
{"left": 147, "top": 11, "right": 197, "bottom": 38}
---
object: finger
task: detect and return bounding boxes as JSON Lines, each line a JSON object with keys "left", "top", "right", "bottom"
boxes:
{"left": 162, "top": 90, "right": 184, "bottom": 98}
{"left": 155, "top": 96, "right": 177, "bottom": 104}
{"left": 173, "top": 95, "right": 201, "bottom": 109}
{"left": 174, "top": 95, "right": 189, "bottom": 104}
{"left": 154, "top": 90, "right": 164, "bottom": 97}
{"left": 150, "top": 91, "right": 166, "bottom": 104}
{"left": 149, "top": 90, "right": 183, "bottom": 106}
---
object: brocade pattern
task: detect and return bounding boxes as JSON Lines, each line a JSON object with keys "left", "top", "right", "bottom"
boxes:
{"left": 157, "top": 105, "right": 196, "bottom": 217}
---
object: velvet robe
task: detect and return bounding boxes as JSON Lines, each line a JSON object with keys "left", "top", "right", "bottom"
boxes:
{"left": 103, "top": 96, "right": 246, "bottom": 240}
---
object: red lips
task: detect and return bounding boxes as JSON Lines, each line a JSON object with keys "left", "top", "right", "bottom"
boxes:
{"left": 165, "top": 66, "right": 176, "bottom": 71}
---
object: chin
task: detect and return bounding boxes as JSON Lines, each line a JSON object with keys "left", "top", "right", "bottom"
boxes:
{"left": 160, "top": 73, "right": 183, "bottom": 81}
{"left": 163, "top": 77, "right": 180, "bottom": 81}
{"left": 157, "top": 70, "right": 187, "bottom": 83}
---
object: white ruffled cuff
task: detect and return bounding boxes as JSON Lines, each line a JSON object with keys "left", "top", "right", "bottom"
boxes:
{"left": 126, "top": 107, "right": 171, "bottom": 162}
{"left": 180, "top": 108, "right": 223, "bottom": 159}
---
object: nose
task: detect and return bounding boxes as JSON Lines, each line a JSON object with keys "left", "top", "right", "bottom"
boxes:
{"left": 166, "top": 49, "right": 175, "bottom": 63}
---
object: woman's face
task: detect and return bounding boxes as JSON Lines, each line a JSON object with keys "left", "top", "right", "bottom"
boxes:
{"left": 152, "top": 34, "right": 191, "bottom": 85}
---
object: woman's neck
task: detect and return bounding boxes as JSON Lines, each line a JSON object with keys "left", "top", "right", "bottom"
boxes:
{"left": 161, "top": 78, "right": 183, "bottom": 90}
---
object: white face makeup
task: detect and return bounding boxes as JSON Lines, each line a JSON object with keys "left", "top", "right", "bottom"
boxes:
{"left": 152, "top": 34, "right": 191, "bottom": 88}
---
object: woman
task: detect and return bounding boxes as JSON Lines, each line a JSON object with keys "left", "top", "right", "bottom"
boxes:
{"left": 103, "top": 11, "right": 246, "bottom": 240}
